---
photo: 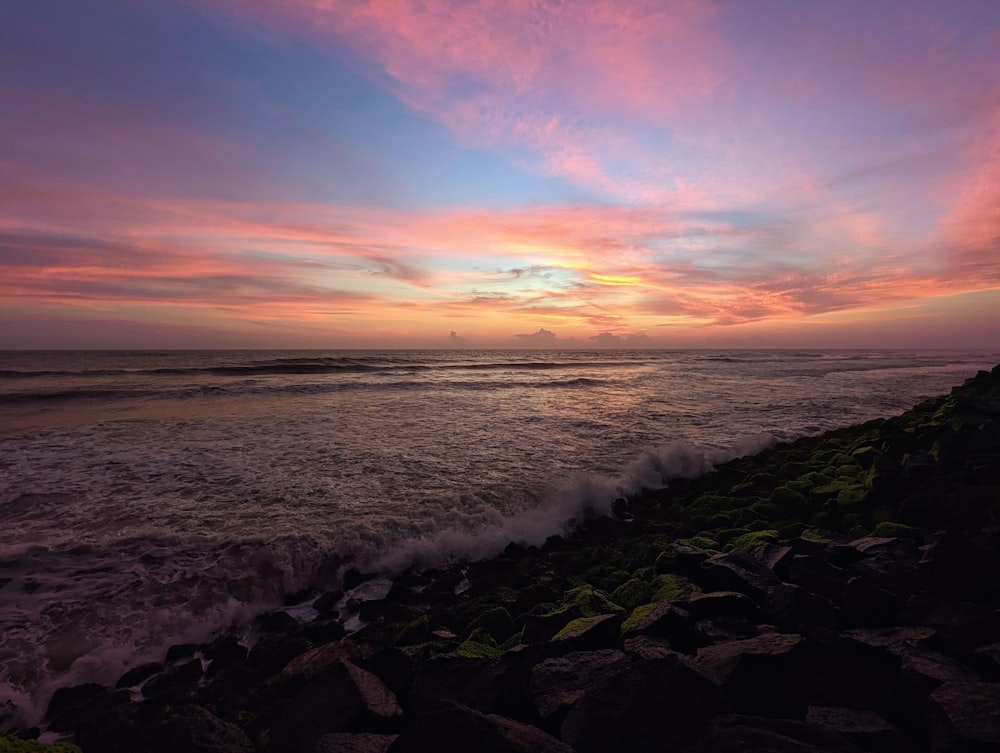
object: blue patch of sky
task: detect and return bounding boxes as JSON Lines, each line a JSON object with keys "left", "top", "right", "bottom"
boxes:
{"left": 2, "top": 0, "right": 597, "bottom": 209}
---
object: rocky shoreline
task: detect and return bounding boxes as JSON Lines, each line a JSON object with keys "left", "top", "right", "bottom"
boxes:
{"left": 5, "top": 365, "right": 1000, "bottom": 752}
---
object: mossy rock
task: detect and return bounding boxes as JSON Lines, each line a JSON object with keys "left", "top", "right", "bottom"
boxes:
{"left": 726, "top": 529, "right": 780, "bottom": 553}
{"left": 771, "top": 486, "right": 807, "bottom": 515}
{"left": 621, "top": 603, "right": 660, "bottom": 635}
{"left": 836, "top": 486, "right": 868, "bottom": 508}
{"left": 548, "top": 585, "right": 624, "bottom": 618}
{"left": 675, "top": 536, "right": 720, "bottom": 553}
{"left": 469, "top": 606, "right": 515, "bottom": 643}
{"left": 395, "top": 614, "right": 430, "bottom": 646}
{"left": 0, "top": 739, "right": 81, "bottom": 753}
{"left": 873, "top": 521, "right": 923, "bottom": 539}
{"left": 611, "top": 577, "right": 653, "bottom": 611}
{"left": 650, "top": 574, "right": 690, "bottom": 602}
{"left": 455, "top": 628, "right": 502, "bottom": 659}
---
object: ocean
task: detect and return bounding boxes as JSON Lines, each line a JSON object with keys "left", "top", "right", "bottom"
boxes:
{"left": 1, "top": 348, "right": 998, "bottom": 727}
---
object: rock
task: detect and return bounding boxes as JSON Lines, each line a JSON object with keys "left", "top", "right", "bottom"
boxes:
{"left": 529, "top": 649, "right": 628, "bottom": 719}
{"left": 654, "top": 543, "right": 709, "bottom": 576}
{"left": 806, "top": 706, "right": 917, "bottom": 753}
{"left": 199, "top": 663, "right": 265, "bottom": 719}
{"left": 788, "top": 555, "right": 851, "bottom": 602}
{"left": 358, "top": 647, "right": 416, "bottom": 700}
{"left": 408, "top": 656, "right": 508, "bottom": 714}
{"left": 388, "top": 700, "right": 573, "bottom": 753}
{"left": 267, "top": 660, "right": 402, "bottom": 753}
{"left": 930, "top": 681, "right": 1000, "bottom": 749}
{"left": 204, "top": 636, "right": 249, "bottom": 676}
{"left": 622, "top": 602, "right": 704, "bottom": 653}
{"left": 248, "top": 634, "right": 313, "bottom": 676}
{"left": 281, "top": 639, "right": 369, "bottom": 681}
{"left": 142, "top": 658, "right": 203, "bottom": 698}
{"left": 560, "top": 654, "right": 723, "bottom": 753}
{"left": 550, "top": 613, "right": 623, "bottom": 649}
{"left": 686, "top": 591, "right": 761, "bottom": 622}
{"left": 46, "top": 683, "right": 109, "bottom": 731}
{"left": 920, "top": 531, "right": 1000, "bottom": 602}
{"left": 699, "top": 551, "right": 798, "bottom": 622}
{"left": 691, "top": 632, "right": 810, "bottom": 718}
{"left": 316, "top": 732, "right": 397, "bottom": 753}
{"left": 754, "top": 543, "right": 795, "bottom": 574}
{"left": 685, "top": 714, "right": 861, "bottom": 752}
{"left": 166, "top": 643, "right": 199, "bottom": 661}
{"left": 149, "top": 705, "right": 255, "bottom": 753}
{"left": 313, "top": 590, "right": 344, "bottom": 614}
{"left": 343, "top": 568, "right": 376, "bottom": 591}
{"left": 842, "top": 576, "right": 902, "bottom": 628}
{"left": 116, "top": 662, "right": 162, "bottom": 688}
{"left": 848, "top": 538, "right": 919, "bottom": 596}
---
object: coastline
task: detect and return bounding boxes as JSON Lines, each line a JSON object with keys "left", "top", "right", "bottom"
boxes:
{"left": 5, "top": 364, "right": 1000, "bottom": 752}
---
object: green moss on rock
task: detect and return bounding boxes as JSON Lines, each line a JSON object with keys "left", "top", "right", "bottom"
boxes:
{"left": 726, "top": 529, "right": 780, "bottom": 553}
{"left": 0, "top": 739, "right": 81, "bottom": 753}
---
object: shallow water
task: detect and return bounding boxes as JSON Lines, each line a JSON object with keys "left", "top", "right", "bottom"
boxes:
{"left": 1, "top": 348, "right": 997, "bottom": 726}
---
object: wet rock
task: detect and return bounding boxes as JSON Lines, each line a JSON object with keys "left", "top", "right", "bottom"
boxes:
{"left": 685, "top": 714, "right": 861, "bottom": 752}
{"left": 313, "top": 590, "right": 344, "bottom": 614}
{"left": 388, "top": 700, "right": 573, "bottom": 753}
{"left": 692, "top": 632, "right": 810, "bottom": 718}
{"left": 267, "top": 660, "right": 402, "bottom": 753}
{"left": 560, "top": 654, "right": 722, "bottom": 753}
{"left": 142, "top": 658, "right": 203, "bottom": 699}
{"left": 116, "top": 662, "right": 162, "bottom": 688}
{"left": 204, "top": 635, "right": 249, "bottom": 676}
{"left": 200, "top": 663, "right": 265, "bottom": 719}
{"left": 166, "top": 642, "right": 200, "bottom": 661}
{"left": 257, "top": 610, "right": 299, "bottom": 634}
{"left": 46, "top": 683, "right": 108, "bottom": 731}
{"left": 359, "top": 647, "right": 416, "bottom": 701}
{"left": 529, "top": 649, "right": 628, "bottom": 719}
{"left": 343, "top": 568, "right": 377, "bottom": 591}
{"left": 248, "top": 633, "right": 313, "bottom": 676}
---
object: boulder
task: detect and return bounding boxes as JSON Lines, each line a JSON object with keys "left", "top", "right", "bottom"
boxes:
{"left": 920, "top": 531, "right": 1000, "bottom": 602}
{"left": 316, "top": 732, "right": 397, "bottom": 753}
{"left": 528, "top": 649, "right": 628, "bottom": 719}
{"left": 806, "top": 706, "right": 917, "bottom": 753}
{"left": 788, "top": 556, "right": 851, "bottom": 602}
{"left": 685, "top": 714, "right": 860, "bottom": 752}
{"left": 691, "top": 632, "right": 810, "bottom": 718}
{"left": 842, "top": 576, "right": 902, "bottom": 628}
{"left": 699, "top": 551, "right": 798, "bottom": 622}
{"left": 147, "top": 705, "right": 255, "bottom": 753}
{"left": 930, "top": 681, "right": 1000, "bottom": 749}
{"left": 408, "top": 656, "right": 509, "bottom": 714}
{"left": 847, "top": 539, "right": 919, "bottom": 596}
{"left": 622, "top": 602, "right": 704, "bottom": 653}
{"left": 388, "top": 700, "right": 573, "bottom": 753}
{"left": 560, "top": 654, "right": 723, "bottom": 753}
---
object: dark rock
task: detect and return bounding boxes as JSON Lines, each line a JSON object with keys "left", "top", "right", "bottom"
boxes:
{"left": 205, "top": 636, "right": 248, "bottom": 676}
{"left": 313, "top": 590, "right": 344, "bottom": 614}
{"left": 299, "top": 617, "right": 347, "bottom": 643}
{"left": 560, "top": 654, "right": 723, "bottom": 753}
{"left": 388, "top": 700, "right": 573, "bottom": 753}
{"left": 142, "top": 658, "right": 203, "bottom": 698}
{"left": 475, "top": 606, "right": 517, "bottom": 644}
{"left": 848, "top": 538, "right": 920, "bottom": 596}
{"left": 930, "top": 681, "right": 1000, "bottom": 749}
{"left": 754, "top": 543, "right": 795, "bottom": 574}
{"left": 200, "top": 663, "right": 264, "bottom": 719}
{"left": 699, "top": 551, "right": 798, "bottom": 622}
{"left": 257, "top": 610, "right": 299, "bottom": 634}
{"left": 685, "top": 714, "right": 861, "bottom": 752}
{"left": 691, "top": 632, "right": 810, "bottom": 718}
{"left": 920, "top": 530, "right": 1000, "bottom": 602}
{"left": 166, "top": 642, "right": 199, "bottom": 661}
{"left": 116, "top": 662, "right": 162, "bottom": 688}
{"left": 46, "top": 683, "right": 107, "bottom": 731}
{"left": 521, "top": 610, "right": 579, "bottom": 644}
{"left": 897, "top": 477, "right": 953, "bottom": 527}
{"left": 267, "top": 660, "right": 402, "bottom": 753}
{"left": 788, "top": 555, "right": 851, "bottom": 602}
{"left": 150, "top": 704, "right": 255, "bottom": 753}
{"left": 842, "top": 576, "right": 903, "bottom": 628}
{"left": 359, "top": 647, "right": 416, "bottom": 701}
{"left": 654, "top": 543, "right": 709, "bottom": 576}
{"left": 622, "top": 602, "right": 704, "bottom": 653}
{"left": 900, "top": 451, "right": 940, "bottom": 484}
{"left": 694, "top": 616, "right": 761, "bottom": 644}
{"left": 408, "top": 656, "right": 509, "bottom": 714}
{"left": 806, "top": 706, "right": 917, "bottom": 753}
{"left": 248, "top": 633, "right": 313, "bottom": 676}
{"left": 343, "top": 568, "right": 377, "bottom": 591}
{"left": 316, "top": 732, "right": 397, "bottom": 753}
{"left": 529, "top": 649, "right": 628, "bottom": 719}
{"left": 686, "top": 591, "right": 760, "bottom": 622}
{"left": 901, "top": 596, "right": 1000, "bottom": 655}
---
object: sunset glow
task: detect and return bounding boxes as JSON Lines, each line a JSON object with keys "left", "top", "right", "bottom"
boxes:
{"left": 2, "top": 0, "right": 999, "bottom": 348}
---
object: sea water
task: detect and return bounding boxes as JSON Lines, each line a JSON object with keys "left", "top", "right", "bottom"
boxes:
{"left": 1, "top": 348, "right": 997, "bottom": 726}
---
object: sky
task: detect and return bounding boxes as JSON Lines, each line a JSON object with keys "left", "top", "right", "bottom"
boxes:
{"left": 1, "top": 0, "right": 999, "bottom": 349}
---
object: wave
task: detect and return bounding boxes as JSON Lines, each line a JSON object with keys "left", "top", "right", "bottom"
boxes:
{"left": 0, "top": 376, "right": 608, "bottom": 406}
